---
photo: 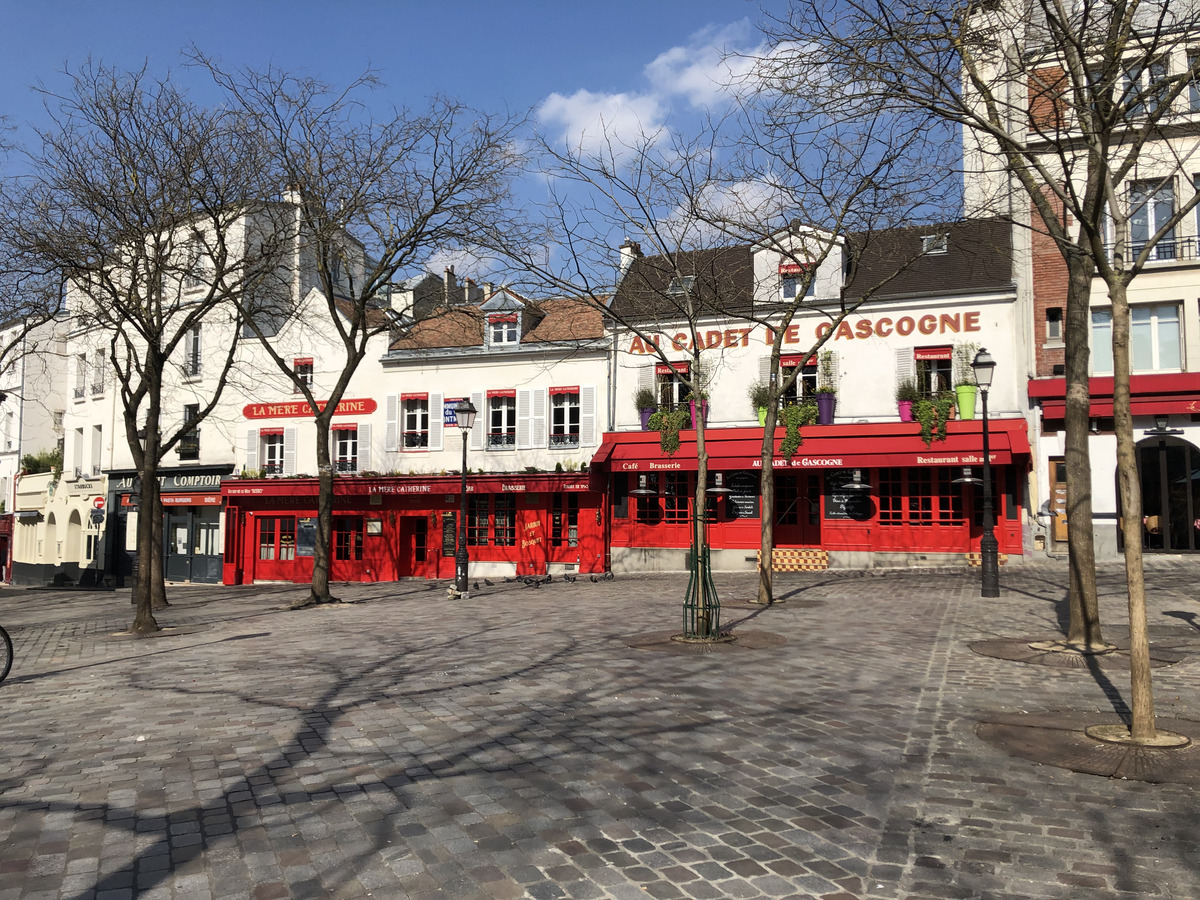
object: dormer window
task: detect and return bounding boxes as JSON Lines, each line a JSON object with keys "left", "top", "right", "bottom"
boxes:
{"left": 921, "top": 234, "right": 948, "bottom": 254}
{"left": 666, "top": 275, "right": 694, "bottom": 296}
{"left": 489, "top": 313, "right": 519, "bottom": 345}
{"left": 779, "top": 263, "right": 816, "bottom": 300}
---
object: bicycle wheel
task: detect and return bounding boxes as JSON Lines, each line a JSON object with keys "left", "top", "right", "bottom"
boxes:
{"left": 0, "top": 625, "right": 11, "bottom": 684}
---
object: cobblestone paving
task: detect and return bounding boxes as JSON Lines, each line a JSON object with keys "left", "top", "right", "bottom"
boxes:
{"left": 2, "top": 562, "right": 1200, "bottom": 899}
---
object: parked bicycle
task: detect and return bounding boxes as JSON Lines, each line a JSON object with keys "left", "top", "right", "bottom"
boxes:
{"left": 0, "top": 624, "right": 11, "bottom": 684}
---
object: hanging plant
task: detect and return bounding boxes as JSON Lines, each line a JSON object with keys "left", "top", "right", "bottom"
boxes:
{"left": 778, "top": 401, "right": 818, "bottom": 459}
{"left": 913, "top": 391, "right": 957, "bottom": 447}
{"left": 647, "top": 407, "right": 689, "bottom": 456}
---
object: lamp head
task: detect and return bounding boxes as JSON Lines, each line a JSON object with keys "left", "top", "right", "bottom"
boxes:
{"left": 454, "top": 398, "right": 477, "bottom": 433}
{"left": 971, "top": 347, "right": 996, "bottom": 390}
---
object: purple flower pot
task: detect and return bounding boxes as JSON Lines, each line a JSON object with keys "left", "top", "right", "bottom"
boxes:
{"left": 816, "top": 393, "right": 836, "bottom": 425}
{"left": 639, "top": 408, "right": 655, "bottom": 430}
{"left": 689, "top": 399, "right": 708, "bottom": 428}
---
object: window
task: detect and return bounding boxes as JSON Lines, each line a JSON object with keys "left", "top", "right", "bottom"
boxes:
{"left": 550, "top": 389, "right": 580, "bottom": 447}
{"left": 182, "top": 326, "right": 201, "bottom": 379}
{"left": 921, "top": 234, "right": 948, "bottom": 254}
{"left": 3, "top": 412, "right": 12, "bottom": 451}
{"left": 258, "top": 516, "right": 277, "bottom": 560}
{"left": 1123, "top": 57, "right": 1169, "bottom": 118}
{"left": 333, "top": 426, "right": 358, "bottom": 472}
{"left": 635, "top": 474, "right": 661, "bottom": 525}
{"left": 333, "top": 516, "right": 363, "bottom": 561}
{"left": 664, "top": 473, "right": 690, "bottom": 524}
{"left": 91, "top": 425, "right": 102, "bottom": 476}
{"left": 779, "top": 264, "right": 816, "bottom": 300}
{"left": 261, "top": 429, "right": 285, "bottom": 475}
{"left": 179, "top": 404, "right": 200, "bottom": 460}
{"left": 91, "top": 353, "right": 105, "bottom": 395}
{"left": 551, "top": 494, "right": 579, "bottom": 547}
{"left": 1046, "top": 307, "right": 1063, "bottom": 343}
{"left": 780, "top": 356, "right": 817, "bottom": 405}
{"left": 1190, "top": 52, "right": 1200, "bottom": 112}
{"left": 488, "top": 392, "right": 516, "bottom": 448}
{"left": 183, "top": 234, "right": 205, "bottom": 289}
{"left": 489, "top": 313, "right": 519, "bottom": 345}
{"left": 402, "top": 396, "right": 429, "bottom": 449}
{"left": 72, "top": 427, "right": 83, "bottom": 478}
{"left": 294, "top": 358, "right": 314, "bottom": 393}
{"left": 655, "top": 363, "right": 688, "bottom": 411}
{"left": 468, "top": 496, "right": 490, "bottom": 546}
{"left": 74, "top": 353, "right": 86, "bottom": 399}
{"left": 914, "top": 347, "right": 953, "bottom": 397}
{"left": 1130, "top": 180, "right": 1176, "bottom": 260}
{"left": 494, "top": 495, "right": 516, "bottom": 546}
{"left": 667, "top": 275, "right": 695, "bottom": 296}
{"left": 1091, "top": 303, "right": 1181, "bottom": 374}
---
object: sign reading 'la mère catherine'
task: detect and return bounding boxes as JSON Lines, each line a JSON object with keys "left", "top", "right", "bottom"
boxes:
{"left": 243, "top": 398, "right": 378, "bottom": 419}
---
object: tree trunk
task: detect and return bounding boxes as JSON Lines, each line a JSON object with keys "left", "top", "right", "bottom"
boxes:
{"left": 301, "top": 415, "right": 337, "bottom": 607}
{"left": 150, "top": 502, "right": 168, "bottom": 609}
{"left": 1110, "top": 280, "right": 1157, "bottom": 740}
{"left": 1063, "top": 251, "right": 1105, "bottom": 649}
{"left": 130, "top": 462, "right": 160, "bottom": 635}
{"left": 757, "top": 400, "right": 780, "bottom": 605}
{"left": 691, "top": 413, "right": 717, "bottom": 638}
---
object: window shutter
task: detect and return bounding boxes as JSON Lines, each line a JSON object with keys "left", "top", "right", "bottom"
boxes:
{"left": 245, "top": 428, "right": 258, "bottom": 472}
{"left": 531, "top": 389, "right": 546, "bottom": 449}
{"left": 358, "top": 424, "right": 371, "bottom": 471}
{"left": 516, "top": 389, "right": 532, "bottom": 449}
{"left": 758, "top": 356, "right": 773, "bottom": 384}
{"left": 580, "top": 386, "right": 597, "bottom": 446}
{"left": 820, "top": 352, "right": 841, "bottom": 392}
{"left": 283, "top": 427, "right": 297, "bottom": 476}
{"left": 895, "top": 348, "right": 914, "bottom": 392}
{"left": 384, "top": 394, "right": 398, "bottom": 452}
{"left": 638, "top": 365, "right": 654, "bottom": 393}
{"left": 469, "top": 391, "right": 485, "bottom": 450}
{"left": 429, "top": 392, "right": 444, "bottom": 451}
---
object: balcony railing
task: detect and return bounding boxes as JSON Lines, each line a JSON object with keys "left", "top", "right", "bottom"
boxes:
{"left": 402, "top": 431, "right": 429, "bottom": 449}
{"left": 549, "top": 431, "right": 580, "bottom": 448}
{"left": 488, "top": 432, "right": 516, "bottom": 449}
{"left": 177, "top": 434, "right": 200, "bottom": 460}
{"left": 334, "top": 458, "right": 357, "bottom": 473}
{"left": 73, "top": 386, "right": 85, "bottom": 399}
{"left": 1105, "top": 237, "right": 1198, "bottom": 263}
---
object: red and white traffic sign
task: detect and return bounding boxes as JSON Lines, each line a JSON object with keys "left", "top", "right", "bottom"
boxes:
{"left": 92, "top": 496, "right": 105, "bottom": 509}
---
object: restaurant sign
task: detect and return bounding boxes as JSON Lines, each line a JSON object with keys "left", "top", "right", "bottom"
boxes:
{"left": 243, "top": 398, "right": 377, "bottom": 419}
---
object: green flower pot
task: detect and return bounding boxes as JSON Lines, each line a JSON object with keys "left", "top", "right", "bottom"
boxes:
{"left": 955, "top": 384, "right": 978, "bottom": 421}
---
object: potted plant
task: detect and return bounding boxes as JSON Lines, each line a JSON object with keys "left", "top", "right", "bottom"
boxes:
{"left": 748, "top": 381, "right": 772, "bottom": 426}
{"left": 647, "top": 407, "right": 689, "bottom": 456}
{"left": 814, "top": 351, "right": 837, "bottom": 425}
{"left": 686, "top": 391, "right": 709, "bottom": 428}
{"left": 913, "top": 390, "right": 957, "bottom": 447}
{"left": 634, "top": 387, "right": 657, "bottom": 431}
{"left": 895, "top": 378, "right": 920, "bottom": 422}
{"left": 779, "top": 399, "right": 819, "bottom": 459}
{"left": 953, "top": 342, "right": 979, "bottom": 420}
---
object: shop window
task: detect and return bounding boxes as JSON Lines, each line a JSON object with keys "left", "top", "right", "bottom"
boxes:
{"left": 403, "top": 396, "right": 430, "bottom": 449}
{"left": 489, "top": 313, "right": 519, "bottom": 345}
{"left": 333, "top": 516, "right": 363, "bottom": 561}
{"left": 636, "top": 474, "right": 661, "bottom": 525}
{"left": 179, "top": 404, "right": 200, "bottom": 461}
{"left": 494, "top": 495, "right": 516, "bottom": 546}
{"left": 488, "top": 393, "right": 516, "bottom": 448}
{"left": 936, "top": 470, "right": 965, "bottom": 524}
{"left": 613, "top": 473, "right": 629, "bottom": 519}
{"left": 258, "top": 517, "right": 277, "bottom": 560}
{"left": 551, "top": 494, "right": 579, "bottom": 547}
{"left": 293, "top": 358, "right": 314, "bottom": 393}
{"left": 468, "top": 495, "right": 490, "bottom": 546}
{"left": 908, "top": 469, "right": 934, "bottom": 525}
{"left": 278, "top": 518, "right": 296, "bottom": 560}
{"left": 550, "top": 389, "right": 581, "bottom": 448}
{"left": 333, "top": 426, "right": 359, "bottom": 472}
{"left": 878, "top": 468, "right": 903, "bottom": 526}
{"left": 656, "top": 363, "right": 688, "bottom": 411}
{"left": 1129, "top": 180, "right": 1176, "bottom": 259}
{"left": 664, "top": 473, "right": 690, "bottom": 523}
{"left": 780, "top": 356, "right": 817, "bottom": 405}
{"left": 1092, "top": 303, "right": 1181, "bottom": 374}
{"left": 261, "top": 430, "right": 285, "bottom": 475}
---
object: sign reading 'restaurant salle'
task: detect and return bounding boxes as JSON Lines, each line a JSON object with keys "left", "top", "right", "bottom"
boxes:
{"left": 243, "top": 398, "right": 378, "bottom": 419}
{"left": 627, "top": 311, "right": 982, "bottom": 354}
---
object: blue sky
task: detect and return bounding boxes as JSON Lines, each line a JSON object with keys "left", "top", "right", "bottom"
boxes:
{"left": 1, "top": 1, "right": 782, "bottom": 152}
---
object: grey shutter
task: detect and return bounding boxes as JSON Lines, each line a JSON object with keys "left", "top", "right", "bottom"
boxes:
{"left": 531, "top": 389, "right": 547, "bottom": 449}
{"left": 580, "top": 386, "right": 597, "bottom": 447}
{"left": 638, "top": 364, "right": 654, "bottom": 393}
{"left": 429, "top": 392, "right": 444, "bottom": 452}
{"left": 758, "top": 356, "right": 773, "bottom": 384}
{"left": 245, "top": 428, "right": 258, "bottom": 472}
{"left": 385, "top": 394, "right": 399, "bottom": 452}
{"left": 469, "top": 391, "right": 485, "bottom": 451}
{"left": 358, "top": 423, "right": 371, "bottom": 471}
{"left": 821, "top": 352, "right": 841, "bottom": 392}
{"left": 283, "top": 427, "right": 297, "bottom": 476}
{"left": 895, "top": 348, "right": 915, "bottom": 393}
{"left": 517, "top": 389, "right": 532, "bottom": 449}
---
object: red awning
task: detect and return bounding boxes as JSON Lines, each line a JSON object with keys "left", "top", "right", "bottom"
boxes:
{"left": 592, "top": 420, "right": 1030, "bottom": 472}
{"left": 1029, "top": 372, "right": 1200, "bottom": 418}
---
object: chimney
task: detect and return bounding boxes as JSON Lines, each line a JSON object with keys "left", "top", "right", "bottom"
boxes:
{"left": 484, "top": 282, "right": 495, "bottom": 298}
{"left": 618, "top": 238, "right": 643, "bottom": 281}
{"left": 444, "top": 266, "right": 457, "bottom": 305}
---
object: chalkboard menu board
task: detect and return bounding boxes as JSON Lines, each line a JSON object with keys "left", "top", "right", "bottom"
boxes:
{"left": 725, "top": 471, "right": 760, "bottom": 519}
{"left": 824, "top": 469, "right": 873, "bottom": 520}
{"left": 296, "top": 517, "right": 316, "bottom": 557}
{"left": 442, "top": 513, "right": 457, "bottom": 556}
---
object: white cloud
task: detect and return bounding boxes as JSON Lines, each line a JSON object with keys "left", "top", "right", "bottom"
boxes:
{"left": 644, "top": 22, "right": 763, "bottom": 108}
{"left": 538, "top": 88, "right": 666, "bottom": 156}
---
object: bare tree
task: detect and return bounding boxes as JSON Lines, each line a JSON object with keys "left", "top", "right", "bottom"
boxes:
{"left": 770, "top": 0, "right": 1200, "bottom": 741}
{"left": 3, "top": 62, "right": 276, "bottom": 633}
{"left": 196, "top": 58, "right": 523, "bottom": 608}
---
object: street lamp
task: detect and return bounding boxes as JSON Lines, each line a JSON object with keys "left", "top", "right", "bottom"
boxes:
{"left": 971, "top": 348, "right": 999, "bottom": 598}
{"left": 453, "top": 398, "right": 477, "bottom": 598}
